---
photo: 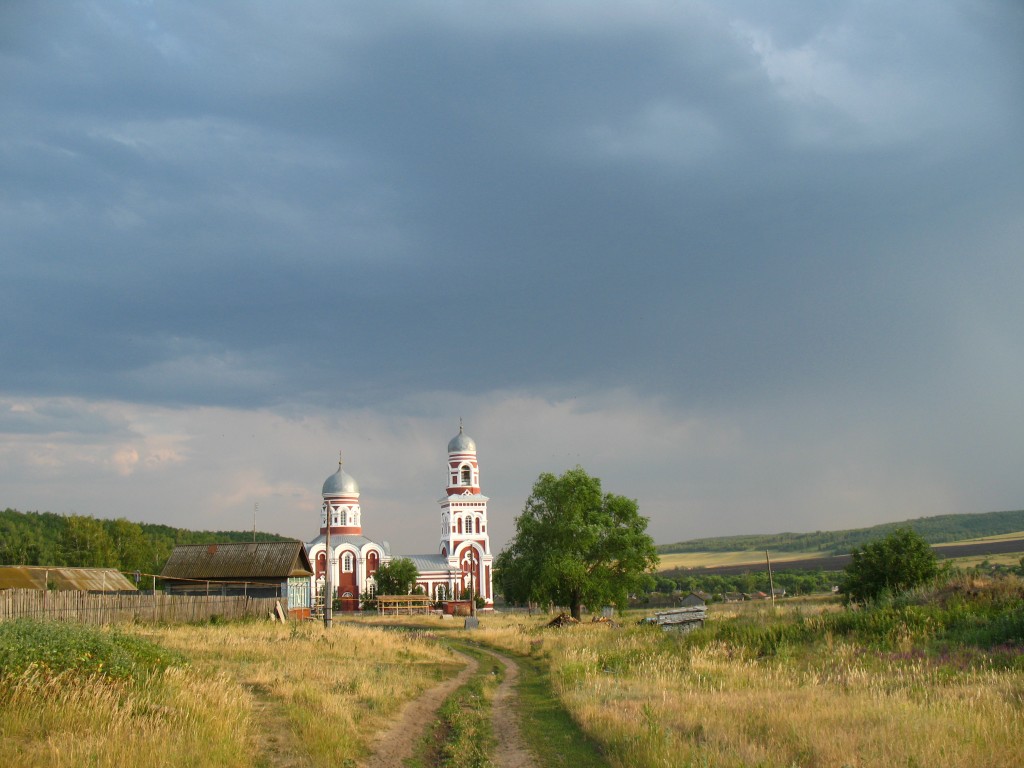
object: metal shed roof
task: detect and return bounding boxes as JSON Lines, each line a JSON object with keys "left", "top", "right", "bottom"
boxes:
{"left": 160, "top": 541, "right": 313, "bottom": 580}
{"left": 0, "top": 566, "right": 137, "bottom": 592}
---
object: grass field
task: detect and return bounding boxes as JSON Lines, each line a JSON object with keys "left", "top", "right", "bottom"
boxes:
{"left": 471, "top": 579, "right": 1024, "bottom": 768}
{"left": 657, "top": 530, "right": 1024, "bottom": 573}
{"left": 950, "top": 530, "right": 1024, "bottom": 543}
{"left": 4, "top": 575, "right": 1024, "bottom": 768}
{"left": 656, "top": 549, "right": 831, "bottom": 571}
{"left": 0, "top": 619, "right": 459, "bottom": 768}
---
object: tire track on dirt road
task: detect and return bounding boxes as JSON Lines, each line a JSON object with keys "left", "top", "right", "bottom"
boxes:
{"left": 477, "top": 647, "right": 537, "bottom": 768}
{"left": 361, "top": 649, "right": 479, "bottom": 768}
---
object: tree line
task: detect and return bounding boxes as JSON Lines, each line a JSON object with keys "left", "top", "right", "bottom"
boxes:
{"left": 657, "top": 509, "right": 1024, "bottom": 556}
{"left": 647, "top": 568, "right": 840, "bottom": 599}
{"left": 0, "top": 508, "right": 293, "bottom": 576}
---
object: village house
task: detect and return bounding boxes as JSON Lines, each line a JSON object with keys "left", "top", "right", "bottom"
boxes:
{"left": 679, "top": 591, "right": 709, "bottom": 607}
{"left": 160, "top": 541, "right": 313, "bottom": 618}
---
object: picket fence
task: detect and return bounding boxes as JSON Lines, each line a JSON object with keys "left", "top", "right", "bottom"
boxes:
{"left": 0, "top": 589, "right": 281, "bottom": 625}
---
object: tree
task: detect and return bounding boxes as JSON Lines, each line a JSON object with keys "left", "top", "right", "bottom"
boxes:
{"left": 373, "top": 557, "right": 419, "bottom": 595}
{"left": 59, "top": 515, "right": 116, "bottom": 567}
{"left": 495, "top": 467, "right": 659, "bottom": 620}
{"left": 841, "top": 527, "right": 939, "bottom": 603}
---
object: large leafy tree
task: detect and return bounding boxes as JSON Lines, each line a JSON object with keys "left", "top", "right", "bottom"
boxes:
{"left": 373, "top": 557, "right": 419, "bottom": 596}
{"left": 495, "top": 467, "right": 659, "bottom": 620}
{"left": 842, "top": 527, "right": 939, "bottom": 603}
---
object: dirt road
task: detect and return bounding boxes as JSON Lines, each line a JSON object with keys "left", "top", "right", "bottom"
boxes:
{"left": 361, "top": 648, "right": 480, "bottom": 767}
{"left": 360, "top": 643, "right": 537, "bottom": 768}
{"left": 479, "top": 647, "right": 536, "bottom": 768}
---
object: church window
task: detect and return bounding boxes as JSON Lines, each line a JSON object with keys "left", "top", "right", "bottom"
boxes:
{"left": 464, "top": 515, "right": 472, "bottom": 534}
{"left": 457, "top": 517, "right": 463, "bottom": 534}
{"left": 343, "top": 553, "right": 353, "bottom": 572}
{"left": 475, "top": 518, "right": 481, "bottom": 534}
{"left": 461, "top": 465, "right": 471, "bottom": 485}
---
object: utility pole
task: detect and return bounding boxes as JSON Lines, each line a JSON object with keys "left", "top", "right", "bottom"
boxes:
{"left": 470, "top": 549, "right": 478, "bottom": 618}
{"left": 253, "top": 502, "right": 258, "bottom": 543}
{"left": 324, "top": 517, "right": 333, "bottom": 629}
{"left": 766, "top": 550, "right": 776, "bottom": 608}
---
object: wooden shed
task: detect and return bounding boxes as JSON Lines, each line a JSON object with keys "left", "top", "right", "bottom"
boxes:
{"left": 160, "top": 542, "right": 313, "bottom": 618}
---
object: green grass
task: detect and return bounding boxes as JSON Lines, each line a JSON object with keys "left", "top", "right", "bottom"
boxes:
{"left": 671, "top": 579, "right": 1024, "bottom": 664}
{"left": 513, "top": 649, "right": 608, "bottom": 768}
{"left": 0, "top": 618, "right": 181, "bottom": 684}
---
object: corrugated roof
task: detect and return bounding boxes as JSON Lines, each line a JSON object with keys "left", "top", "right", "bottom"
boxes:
{"left": 403, "top": 553, "right": 453, "bottom": 574}
{"left": 0, "top": 566, "right": 137, "bottom": 592}
{"left": 160, "top": 541, "right": 312, "bottom": 580}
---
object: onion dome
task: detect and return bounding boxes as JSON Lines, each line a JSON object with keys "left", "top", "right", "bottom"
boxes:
{"left": 322, "top": 460, "right": 359, "bottom": 495}
{"left": 448, "top": 422, "right": 477, "bottom": 453}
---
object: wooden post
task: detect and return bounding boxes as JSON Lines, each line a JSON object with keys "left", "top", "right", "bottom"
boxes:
{"left": 766, "top": 550, "right": 776, "bottom": 608}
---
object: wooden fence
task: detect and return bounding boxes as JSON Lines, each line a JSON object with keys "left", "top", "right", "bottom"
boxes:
{"left": 0, "top": 589, "right": 281, "bottom": 625}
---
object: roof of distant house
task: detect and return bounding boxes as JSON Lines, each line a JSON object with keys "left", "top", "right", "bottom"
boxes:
{"left": 0, "top": 565, "right": 136, "bottom": 592}
{"left": 160, "top": 541, "right": 312, "bottom": 580}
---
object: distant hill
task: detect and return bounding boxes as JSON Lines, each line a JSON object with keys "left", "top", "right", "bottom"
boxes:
{"left": 0, "top": 507, "right": 295, "bottom": 576}
{"left": 658, "top": 509, "right": 1024, "bottom": 556}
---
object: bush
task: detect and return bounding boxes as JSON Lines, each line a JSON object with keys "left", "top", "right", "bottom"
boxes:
{"left": 841, "top": 528, "right": 939, "bottom": 603}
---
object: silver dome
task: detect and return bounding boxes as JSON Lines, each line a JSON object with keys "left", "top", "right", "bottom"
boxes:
{"left": 448, "top": 425, "right": 477, "bottom": 454}
{"left": 322, "top": 463, "right": 359, "bottom": 495}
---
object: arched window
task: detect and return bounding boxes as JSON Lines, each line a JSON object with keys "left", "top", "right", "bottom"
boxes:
{"left": 343, "top": 553, "right": 353, "bottom": 572}
{"left": 465, "top": 515, "right": 472, "bottom": 535}
{"left": 475, "top": 518, "right": 481, "bottom": 534}
{"left": 457, "top": 517, "right": 463, "bottom": 534}
{"left": 461, "top": 465, "right": 471, "bottom": 485}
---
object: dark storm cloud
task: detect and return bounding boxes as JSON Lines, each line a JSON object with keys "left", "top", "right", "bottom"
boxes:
{"left": 2, "top": 1, "right": 1022, "bottom": 411}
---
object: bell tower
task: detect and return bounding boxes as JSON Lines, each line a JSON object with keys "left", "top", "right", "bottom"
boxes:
{"left": 439, "top": 422, "right": 493, "bottom": 606}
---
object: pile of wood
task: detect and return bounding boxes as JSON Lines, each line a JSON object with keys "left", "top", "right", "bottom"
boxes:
{"left": 591, "top": 615, "right": 619, "bottom": 627}
{"left": 546, "top": 613, "right": 579, "bottom": 628}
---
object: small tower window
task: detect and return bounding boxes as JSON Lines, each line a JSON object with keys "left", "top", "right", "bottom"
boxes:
{"left": 457, "top": 517, "right": 463, "bottom": 534}
{"left": 461, "top": 465, "right": 471, "bottom": 485}
{"left": 343, "top": 553, "right": 353, "bottom": 572}
{"left": 475, "top": 518, "right": 481, "bottom": 534}
{"left": 465, "top": 515, "right": 472, "bottom": 535}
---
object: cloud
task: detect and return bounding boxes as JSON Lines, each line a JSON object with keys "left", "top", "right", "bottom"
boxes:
{"left": 0, "top": 1, "right": 1021, "bottom": 546}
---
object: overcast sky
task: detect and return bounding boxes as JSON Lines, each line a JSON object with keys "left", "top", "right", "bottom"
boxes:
{"left": 2, "top": 1, "right": 1022, "bottom": 556}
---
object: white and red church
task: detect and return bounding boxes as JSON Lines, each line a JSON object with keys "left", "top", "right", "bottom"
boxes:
{"left": 306, "top": 424, "right": 494, "bottom": 611}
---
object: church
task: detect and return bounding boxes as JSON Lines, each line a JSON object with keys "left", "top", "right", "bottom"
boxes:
{"left": 306, "top": 424, "right": 494, "bottom": 611}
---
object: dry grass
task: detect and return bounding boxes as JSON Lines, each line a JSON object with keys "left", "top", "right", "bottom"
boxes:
{"left": 472, "top": 606, "right": 1024, "bottom": 768}
{"left": 1, "top": 620, "right": 460, "bottom": 768}
{"left": 1, "top": 664, "right": 251, "bottom": 768}
{"left": 656, "top": 550, "right": 829, "bottom": 571}
{"left": 947, "top": 530, "right": 1024, "bottom": 544}
{"left": 149, "top": 621, "right": 460, "bottom": 766}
